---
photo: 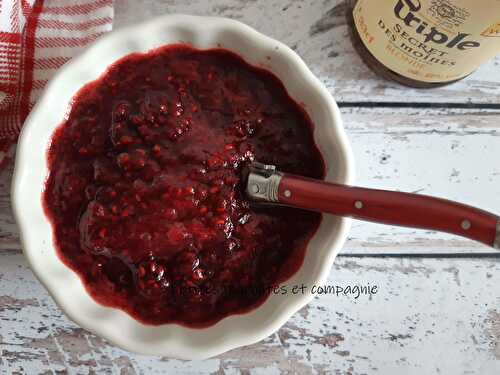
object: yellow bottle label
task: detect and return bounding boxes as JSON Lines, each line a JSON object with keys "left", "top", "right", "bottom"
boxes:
{"left": 353, "top": 0, "right": 500, "bottom": 82}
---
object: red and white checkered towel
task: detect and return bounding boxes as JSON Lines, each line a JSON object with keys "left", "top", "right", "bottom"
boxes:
{"left": 0, "top": 0, "right": 113, "bottom": 169}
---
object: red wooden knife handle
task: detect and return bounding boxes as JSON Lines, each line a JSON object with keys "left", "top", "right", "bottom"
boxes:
{"left": 278, "top": 174, "right": 500, "bottom": 249}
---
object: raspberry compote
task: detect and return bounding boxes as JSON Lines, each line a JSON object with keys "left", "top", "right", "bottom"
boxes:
{"left": 43, "top": 45, "right": 325, "bottom": 327}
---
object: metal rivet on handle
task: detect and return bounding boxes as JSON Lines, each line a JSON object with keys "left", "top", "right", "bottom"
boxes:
{"left": 284, "top": 190, "right": 292, "bottom": 198}
{"left": 354, "top": 201, "right": 364, "bottom": 209}
{"left": 461, "top": 219, "right": 471, "bottom": 230}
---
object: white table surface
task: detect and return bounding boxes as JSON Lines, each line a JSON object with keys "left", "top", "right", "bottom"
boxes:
{"left": 1, "top": 0, "right": 499, "bottom": 374}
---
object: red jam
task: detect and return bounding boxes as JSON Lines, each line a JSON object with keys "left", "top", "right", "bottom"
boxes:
{"left": 43, "top": 45, "right": 325, "bottom": 327}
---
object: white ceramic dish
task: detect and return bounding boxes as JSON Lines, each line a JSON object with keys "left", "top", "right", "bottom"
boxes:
{"left": 11, "top": 14, "right": 354, "bottom": 359}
